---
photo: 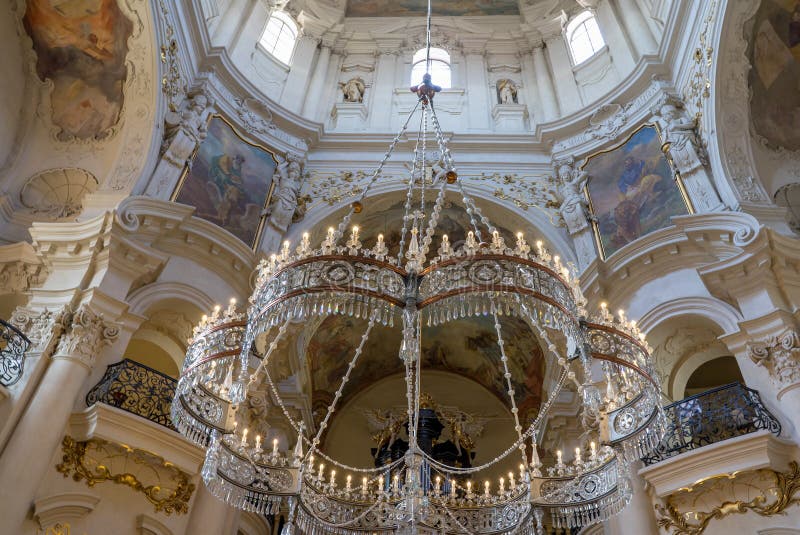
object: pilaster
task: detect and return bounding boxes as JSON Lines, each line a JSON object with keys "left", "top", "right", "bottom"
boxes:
{"left": 461, "top": 39, "right": 490, "bottom": 132}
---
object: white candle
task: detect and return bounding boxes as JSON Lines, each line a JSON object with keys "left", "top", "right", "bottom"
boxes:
{"left": 346, "top": 474, "right": 352, "bottom": 491}
{"left": 379, "top": 475, "right": 384, "bottom": 491}
{"left": 519, "top": 463, "right": 526, "bottom": 480}
{"left": 557, "top": 450, "right": 563, "bottom": 465}
{"left": 508, "top": 472, "right": 515, "bottom": 489}
{"left": 330, "top": 470, "right": 336, "bottom": 487}
{"left": 255, "top": 435, "right": 261, "bottom": 452}
{"left": 575, "top": 447, "right": 582, "bottom": 465}
{"left": 308, "top": 454, "right": 315, "bottom": 470}
{"left": 434, "top": 476, "right": 441, "bottom": 493}
{"left": 590, "top": 441, "right": 597, "bottom": 459}
{"left": 241, "top": 428, "right": 248, "bottom": 447}
{"left": 361, "top": 477, "right": 368, "bottom": 495}
{"left": 393, "top": 474, "right": 399, "bottom": 492}
{"left": 272, "top": 438, "right": 279, "bottom": 457}
{"left": 484, "top": 481, "right": 490, "bottom": 496}
{"left": 467, "top": 481, "right": 472, "bottom": 495}
{"left": 499, "top": 477, "right": 505, "bottom": 493}
{"left": 318, "top": 464, "right": 325, "bottom": 479}
{"left": 450, "top": 479, "right": 457, "bottom": 497}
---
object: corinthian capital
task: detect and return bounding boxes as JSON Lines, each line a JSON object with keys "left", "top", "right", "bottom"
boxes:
{"left": 54, "top": 306, "right": 120, "bottom": 369}
{"left": 749, "top": 330, "right": 800, "bottom": 387}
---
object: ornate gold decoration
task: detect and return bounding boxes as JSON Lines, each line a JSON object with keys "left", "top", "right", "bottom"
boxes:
{"left": 681, "top": 0, "right": 716, "bottom": 127}
{"left": 56, "top": 436, "right": 195, "bottom": 515}
{"left": 655, "top": 461, "right": 800, "bottom": 535}
{"left": 158, "top": 0, "right": 185, "bottom": 112}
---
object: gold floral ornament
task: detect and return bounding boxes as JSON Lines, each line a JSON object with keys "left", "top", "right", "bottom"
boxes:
{"left": 56, "top": 436, "right": 195, "bottom": 515}
{"left": 656, "top": 461, "right": 800, "bottom": 535}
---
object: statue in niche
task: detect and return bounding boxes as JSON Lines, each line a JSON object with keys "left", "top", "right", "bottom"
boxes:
{"left": 265, "top": 152, "right": 306, "bottom": 232}
{"left": 497, "top": 79, "right": 518, "bottom": 104}
{"left": 340, "top": 77, "right": 366, "bottom": 103}
{"left": 147, "top": 93, "right": 214, "bottom": 198}
{"left": 555, "top": 156, "right": 590, "bottom": 234}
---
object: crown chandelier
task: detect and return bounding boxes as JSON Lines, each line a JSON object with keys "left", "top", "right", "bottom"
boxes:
{"left": 172, "top": 2, "right": 666, "bottom": 532}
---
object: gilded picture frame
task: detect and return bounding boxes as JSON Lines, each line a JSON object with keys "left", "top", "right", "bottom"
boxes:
{"left": 580, "top": 123, "right": 694, "bottom": 260}
{"left": 171, "top": 114, "right": 278, "bottom": 250}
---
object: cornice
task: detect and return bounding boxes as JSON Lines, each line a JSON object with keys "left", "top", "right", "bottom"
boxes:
{"left": 69, "top": 403, "right": 204, "bottom": 474}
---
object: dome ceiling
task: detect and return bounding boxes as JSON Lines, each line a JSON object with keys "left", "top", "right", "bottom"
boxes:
{"left": 344, "top": 0, "right": 520, "bottom": 17}
{"left": 747, "top": 0, "right": 800, "bottom": 150}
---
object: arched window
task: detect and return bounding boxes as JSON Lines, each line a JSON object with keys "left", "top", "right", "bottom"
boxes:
{"left": 565, "top": 11, "right": 605, "bottom": 65}
{"left": 260, "top": 11, "right": 298, "bottom": 65}
{"left": 410, "top": 47, "right": 452, "bottom": 89}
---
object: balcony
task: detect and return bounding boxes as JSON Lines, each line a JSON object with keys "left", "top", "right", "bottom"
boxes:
{"left": 0, "top": 318, "right": 30, "bottom": 387}
{"left": 639, "top": 382, "right": 793, "bottom": 498}
{"left": 642, "top": 382, "right": 782, "bottom": 466}
{"left": 85, "top": 359, "right": 177, "bottom": 430}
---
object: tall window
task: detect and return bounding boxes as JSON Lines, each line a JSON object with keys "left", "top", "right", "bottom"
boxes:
{"left": 565, "top": 11, "right": 605, "bottom": 65}
{"left": 410, "top": 47, "right": 452, "bottom": 89}
{"left": 260, "top": 11, "right": 298, "bottom": 65}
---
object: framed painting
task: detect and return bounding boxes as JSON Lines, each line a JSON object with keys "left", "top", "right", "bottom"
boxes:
{"left": 172, "top": 115, "right": 277, "bottom": 249}
{"left": 581, "top": 124, "right": 692, "bottom": 260}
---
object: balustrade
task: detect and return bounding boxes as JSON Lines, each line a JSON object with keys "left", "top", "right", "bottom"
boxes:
{"left": 86, "top": 359, "right": 177, "bottom": 429}
{"left": 642, "top": 382, "right": 781, "bottom": 466}
{"left": 0, "top": 319, "right": 30, "bottom": 387}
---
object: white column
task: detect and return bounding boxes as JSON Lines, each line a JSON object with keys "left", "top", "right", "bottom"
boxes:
{"left": 462, "top": 41, "right": 490, "bottom": 131}
{"left": 230, "top": 0, "right": 268, "bottom": 66}
{"left": 0, "top": 307, "right": 119, "bottom": 533}
{"left": 531, "top": 44, "right": 559, "bottom": 121}
{"left": 280, "top": 35, "right": 320, "bottom": 114}
{"left": 606, "top": 463, "right": 659, "bottom": 535}
{"left": 519, "top": 51, "right": 542, "bottom": 123}
{"left": 614, "top": 0, "right": 658, "bottom": 57}
{"left": 369, "top": 47, "right": 398, "bottom": 130}
{"left": 186, "top": 484, "right": 239, "bottom": 534}
{"left": 595, "top": 0, "right": 636, "bottom": 72}
{"left": 210, "top": 0, "right": 250, "bottom": 47}
{"left": 302, "top": 44, "right": 332, "bottom": 119}
{"left": 544, "top": 37, "right": 581, "bottom": 115}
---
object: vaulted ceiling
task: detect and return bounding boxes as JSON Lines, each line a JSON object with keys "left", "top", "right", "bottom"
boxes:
{"left": 344, "top": 0, "right": 521, "bottom": 17}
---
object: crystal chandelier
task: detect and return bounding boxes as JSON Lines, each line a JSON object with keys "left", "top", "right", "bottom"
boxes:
{"left": 172, "top": 3, "right": 665, "bottom": 532}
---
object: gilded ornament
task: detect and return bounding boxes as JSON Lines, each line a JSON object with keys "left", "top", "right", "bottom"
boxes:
{"left": 56, "top": 436, "right": 194, "bottom": 515}
{"left": 655, "top": 461, "right": 800, "bottom": 535}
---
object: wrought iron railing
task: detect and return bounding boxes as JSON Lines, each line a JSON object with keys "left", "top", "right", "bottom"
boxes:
{"left": 642, "top": 382, "right": 781, "bottom": 466}
{"left": 86, "top": 359, "right": 177, "bottom": 430}
{"left": 0, "top": 319, "right": 30, "bottom": 387}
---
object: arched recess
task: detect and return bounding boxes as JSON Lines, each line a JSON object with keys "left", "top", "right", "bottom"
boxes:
{"left": 126, "top": 285, "right": 209, "bottom": 377}
{"left": 645, "top": 314, "right": 736, "bottom": 401}
{"left": 285, "top": 187, "right": 576, "bottom": 266}
{"left": 684, "top": 356, "right": 744, "bottom": 396}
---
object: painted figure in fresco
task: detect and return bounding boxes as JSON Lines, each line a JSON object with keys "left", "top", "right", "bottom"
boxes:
{"left": 611, "top": 156, "right": 661, "bottom": 247}
{"left": 23, "top": 0, "right": 134, "bottom": 140}
{"left": 207, "top": 153, "right": 246, "bottom": 224}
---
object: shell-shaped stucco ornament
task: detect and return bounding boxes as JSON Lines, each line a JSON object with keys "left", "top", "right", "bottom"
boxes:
{"left": 19, "top": 168, "right": 98, "bottom": 220}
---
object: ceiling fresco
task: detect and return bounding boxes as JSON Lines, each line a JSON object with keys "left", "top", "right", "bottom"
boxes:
{"left": 23, "top": 0, "right": 133, "bottom": 140}
{"left": 747, "top": 0, "right": 800, "bottom": 150}
{"left": 345, "top": 0, "right": 520, "bottom": 17}
{"left": 306, "top": 314, "right": 546, "bottom": 425}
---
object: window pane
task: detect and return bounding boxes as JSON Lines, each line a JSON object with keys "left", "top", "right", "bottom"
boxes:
{"left": 566, "top": 11, "right": 605, "bottom": 65}
{"left": 260, "top": 13, "right": 298, "bottom": 64}
{"left": 585, "top": 18, "right": 605, "bottom": 51}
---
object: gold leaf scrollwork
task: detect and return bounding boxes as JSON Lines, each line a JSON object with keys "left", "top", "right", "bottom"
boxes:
{"left": 655, "top": 461, "right": 800, "bottom": 535}
{"left": 56, "top": 436, "right": 195, "bottom": 515}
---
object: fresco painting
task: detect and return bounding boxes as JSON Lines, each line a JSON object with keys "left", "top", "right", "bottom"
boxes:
{"left": 345, "top": 0, "right": 519, "bottom": 17}
{"left": 307, "top": 315, "right": 545, "bottom": 424}
{"left": 748, "top": 0, "right": 800, "bottom": 150}
{"left": 23, "top": 0, "right": 133, "bottom": 140}
{"left": 173, "top": 116, "right": 277, "bottom": 248}
{"left": 583, "top": 125, "right": 688, "bottom": 259}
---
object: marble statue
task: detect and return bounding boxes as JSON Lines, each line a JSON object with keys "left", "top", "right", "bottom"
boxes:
{"left": 651, "top": 96, "right": 721, "bottom": 212}
{"left": 497, "top": 79, "right": 518, "bottom": 104}
{"left": 265, "top": 152, "right": 306, "bottom": 233}
{"left": 146, "top": 93, "right": 213, "bottom": 198}
{"left": 555, "top": 157, "right": 590, "bottom": 234}
{"left": 340, "top": 78, "right": 365, "bottom": 103}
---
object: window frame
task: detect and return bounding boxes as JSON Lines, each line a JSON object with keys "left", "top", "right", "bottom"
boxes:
{"left": 259, "top": 11, "right": 298, "bottom": 66}
{"left": 565, "top": 11, "right": 606, "bottom": 66}
{"left": 410, "top": 47, "right": 452, "bottom": 89}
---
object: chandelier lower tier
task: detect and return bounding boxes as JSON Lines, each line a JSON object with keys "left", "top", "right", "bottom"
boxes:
{"left": 172, "top": 74, "right": 665, "bottom": 534}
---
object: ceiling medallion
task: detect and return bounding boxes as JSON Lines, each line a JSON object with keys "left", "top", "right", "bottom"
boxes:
{"left": 171, "top": 2, "right": 665, "bottom": 532}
